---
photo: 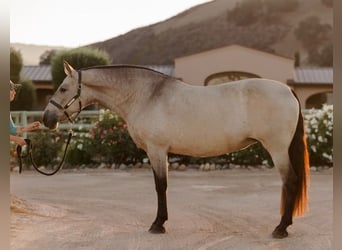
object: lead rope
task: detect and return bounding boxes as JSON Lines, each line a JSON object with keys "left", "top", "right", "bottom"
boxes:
{"left": 16, "top": 128, "right": 73, "bottom": 176}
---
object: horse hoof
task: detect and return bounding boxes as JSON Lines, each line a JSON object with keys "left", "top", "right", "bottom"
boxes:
{"left": 272, "top": 229, "right": 289, "bottom": 239}
{"left": 149, "top": 224, "right": 166, "bottom": 234}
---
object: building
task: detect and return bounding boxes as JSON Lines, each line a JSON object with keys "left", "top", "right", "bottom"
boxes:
{"left": 21, "top": 45, "right": 332, "bottom": 110}
{"left": 20, "top": 65, "right": 54, "bottom": 109}
{"left": 287, "top": 67, "right": 333, "bottom": 108}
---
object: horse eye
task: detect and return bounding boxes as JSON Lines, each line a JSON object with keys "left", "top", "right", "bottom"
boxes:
{"left": 60, "top": 88, "right": 67, "bottom": 93}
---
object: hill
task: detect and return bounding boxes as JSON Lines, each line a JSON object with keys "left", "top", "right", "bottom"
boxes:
{"left": 11, "top": 0, "right": 332, "bottom": 66}
{"left": 88, "top": 0, "right": 332, "bottom": 65}
{"left": 10, "top": 43, "right": 69, "bottom": 65}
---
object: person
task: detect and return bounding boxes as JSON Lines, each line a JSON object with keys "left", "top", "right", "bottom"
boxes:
{"left": 10, "top": 80, "right": 41, "bottom": 146}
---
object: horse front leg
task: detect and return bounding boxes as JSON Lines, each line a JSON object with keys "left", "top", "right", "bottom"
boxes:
{"left": 147, "top": 147, "right": 168, "bottom": 234}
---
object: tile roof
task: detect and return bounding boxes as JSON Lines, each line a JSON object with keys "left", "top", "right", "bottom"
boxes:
{"left": 293, "top": 67, "right": 333, "bottom": 84}
{"left": 21, "top": 65, "right": 52, "bottom": 82}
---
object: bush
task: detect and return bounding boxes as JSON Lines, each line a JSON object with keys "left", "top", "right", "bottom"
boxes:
{"left": 227, "top": 0, "right": 264, "bottom": 26}
{"left": 10, "top": 79, "right": 37, "bottom": 111}
{"left": 51, "top": 47, "right": 111, "bottom": 90}
{"left": 264, "top": 0, "right": 299, "bottom": 13}
{"left": 305, "top": 104, "right": 333, "bottom": 166}
{"left": 10, "top": 47, "right": 23, "bottom": 83}
{"left": 227, "top": 142, "right": 272, "bottom": 166}
{"left": 87, "top": 110, "right": 146, "bottom": 164}
{"left": 65, "top": 131, "right": 93, "bottom": 166}
{"left": 24, "top": 131, "right": 65, "bottom": 167}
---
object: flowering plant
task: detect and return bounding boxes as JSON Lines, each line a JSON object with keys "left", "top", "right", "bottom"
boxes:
{"left": 305, "top": 104, "right": 333, "bottom": 166}
{"left": 88, "top": 109, "right": 146, "bottom": 164}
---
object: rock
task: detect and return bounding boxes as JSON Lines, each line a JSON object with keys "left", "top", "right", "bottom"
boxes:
{"left": 134, "top": 162, "right": 142, "bottom": 168}
{"left": 188, "top": 164, "right": 200, "bottom": 170}
{"left": 12, "top": 166, "right": 20, "bottom": 172}
{"left": 142, "top": 163, "right": 151, "bottom": 169}
{"left": 310, "top": 166, "right": 317, "bottom": 172}
{"left": 178, "top": 164, "right": 187, "bottom": 171}
{"left": 98, "top": 163, "right": 106, "bottom": 169}
{"left": 171, "top": 163, "right": 179, "bottom": 170}
{"left": 204, "top": 163, "right": 210, "bottom": 171}
{"left": 119, "top": 164, "right": 127, "bottom": 170}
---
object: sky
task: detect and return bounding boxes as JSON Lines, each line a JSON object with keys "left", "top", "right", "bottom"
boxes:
{"left": 10, "top": 0, "right": 211, "bottom": 48}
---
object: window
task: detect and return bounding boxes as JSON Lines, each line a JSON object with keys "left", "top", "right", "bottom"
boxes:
{"left": 205, "top": 71, "right": 260, "bottom": 86}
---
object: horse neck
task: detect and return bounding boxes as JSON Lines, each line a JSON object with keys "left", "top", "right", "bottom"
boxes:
{"left": 82, "top": 69, "right": 157, "bottom": 119}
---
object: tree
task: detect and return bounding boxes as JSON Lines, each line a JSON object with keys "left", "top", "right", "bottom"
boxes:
{"left": 39, "top": 49, "right": 57, "bottom": 65}
{"left": 307, "top": 43, "right": 333, "bottom": 67}
{"left": 227, "top": 0, "right": 265, "bottom": 26}
{"left": 264, "top": 0, "right": 299, "bottom": 13}
{"left": 294, "top": 51, "right": 301, "bottom": 67}
{"left": 294, "top": 16, "right": 332, "bottom": 66}
{"left": 294, "top": 16, "right": 332, "bottom": 51}
{"left": 10, "top": 79, "right": 37, "bottom": 111}
{"left": 51, "top": 47, "right": 111, "bottom": 90}
{"left": 10, "top": 47, "right": 23, "bottom": 83}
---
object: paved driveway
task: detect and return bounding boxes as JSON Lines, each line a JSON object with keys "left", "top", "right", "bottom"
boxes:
{"left": 10, "top": 168, "right": 332, "bottom": 250}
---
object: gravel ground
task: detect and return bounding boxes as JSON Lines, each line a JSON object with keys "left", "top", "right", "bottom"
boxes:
{"left": 10, "top": 168, "right": 332, "bottom": 250}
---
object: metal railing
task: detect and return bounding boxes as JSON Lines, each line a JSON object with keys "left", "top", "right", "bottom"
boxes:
{"left": 11, "top": 110, "right": 101, "bottom": 132}
{"left": 11, "top": 109, "right": 312, "bottom": 131}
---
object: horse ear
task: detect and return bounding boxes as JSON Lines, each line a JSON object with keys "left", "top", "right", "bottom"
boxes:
{"left": 63, "top": 60, "right": 75, "bottom": 77}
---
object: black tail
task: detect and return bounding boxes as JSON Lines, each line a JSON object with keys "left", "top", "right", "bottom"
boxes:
{"left": 283, "top": 91, "right": 310, "bottom": 216}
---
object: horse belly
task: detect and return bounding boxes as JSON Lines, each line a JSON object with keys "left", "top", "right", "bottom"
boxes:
{"left": 168, "top": 135, "right": 254, "bottom": 157}
{"left": 166, "top": 122, "right": 252, "bottom": 157}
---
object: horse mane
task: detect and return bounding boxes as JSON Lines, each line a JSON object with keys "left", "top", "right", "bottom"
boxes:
{"left": 81, "top": 64, "right": 176, "bottom": 80}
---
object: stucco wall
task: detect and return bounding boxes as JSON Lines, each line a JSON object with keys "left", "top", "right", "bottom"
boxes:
{"left": 174, "top": 45, "right": 294, "bottom": 85}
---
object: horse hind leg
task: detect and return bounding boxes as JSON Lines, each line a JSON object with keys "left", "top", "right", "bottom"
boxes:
{"left": 266, "top": 125, "right": 309, "bottom": 238}
{"left": 271, "top": 157, "right": 299, "bottom": 239}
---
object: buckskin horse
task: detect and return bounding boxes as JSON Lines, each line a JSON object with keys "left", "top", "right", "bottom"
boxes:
{"left": 43, "top": 61, "right": 309, "bottom": 238}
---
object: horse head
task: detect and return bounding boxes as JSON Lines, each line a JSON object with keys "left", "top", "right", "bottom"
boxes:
{"left": 43, "top": 61, "right": 83, "bottom": 130}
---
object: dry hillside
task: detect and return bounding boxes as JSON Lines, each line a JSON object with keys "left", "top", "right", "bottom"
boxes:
{"left": 11, "top": 0, "right": 332, "bottom": 66}
{"left": 10, "top": 43, "right": 69, "bottom": 65}
{"left": 88, "top": 0, "right": 332, "bottom": 65}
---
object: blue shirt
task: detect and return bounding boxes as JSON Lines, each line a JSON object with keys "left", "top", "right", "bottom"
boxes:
{"left": 10, "top": 114, "right": 17, "bottom": 135}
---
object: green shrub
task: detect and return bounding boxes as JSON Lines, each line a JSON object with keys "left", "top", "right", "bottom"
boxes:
{"left": 25, "top": 130, "right": 65, "bottom": 167}
{"left": 51, "top": 47, "right": 111, "bottom": 90}
{"left": 227, "top": 142, "right": 272, "bottom": 166}
{"left": 65, "top": 131, "right": 93, "bottom": 166}
{"left": 10, "top": 79, "right": 37, "bottom": 111}
{"left": 87, "top": 110, "right": 146, "bottom": 164}
{"left": 10, "top": 47, "right": 23, "bottom": 83}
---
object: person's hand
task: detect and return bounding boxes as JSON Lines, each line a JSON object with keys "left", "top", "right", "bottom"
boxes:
{"left": 27, "top": 121, "right": 41, "bottom": 131}
{"left": 15, "top": 137, "right": 27, "bottom": 146}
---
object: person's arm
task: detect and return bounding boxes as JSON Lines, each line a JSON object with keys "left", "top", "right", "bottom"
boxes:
{"left": 16, "top": 121, "right": 41, "bottom": 134}
{"left": 10, "top": 134, "right": 26, "bottom": 146}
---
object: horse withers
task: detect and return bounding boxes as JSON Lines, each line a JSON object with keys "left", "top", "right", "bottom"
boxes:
{"left": 43, "top": 61, "right": 309, "bottom": 239}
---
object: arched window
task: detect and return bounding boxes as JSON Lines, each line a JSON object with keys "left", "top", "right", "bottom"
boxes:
{"left": 205, "top": 71, "right": 260, "bottom": 86}
{"left": 306, "top": 92, "right": 332, "bottom": 109}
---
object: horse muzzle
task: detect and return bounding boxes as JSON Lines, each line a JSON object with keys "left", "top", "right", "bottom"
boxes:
{"left": 43, "top": 110, "right": 59, "bottom": 130}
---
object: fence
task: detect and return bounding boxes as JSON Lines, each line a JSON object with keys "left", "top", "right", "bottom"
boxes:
{"left": 11, "top": 109, "right": 311, "bottom": 131}
{"left": 11, "top": 110, "right": 101, "bottom": 136}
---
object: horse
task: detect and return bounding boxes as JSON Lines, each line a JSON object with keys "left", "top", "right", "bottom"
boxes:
{"left": 43, "top": 61, "right": 310, "bottom": 239}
